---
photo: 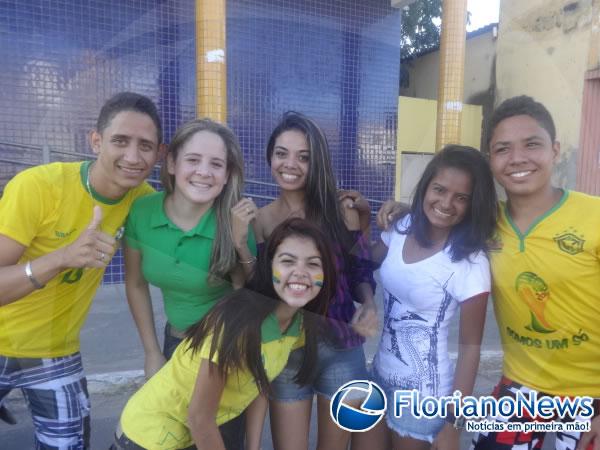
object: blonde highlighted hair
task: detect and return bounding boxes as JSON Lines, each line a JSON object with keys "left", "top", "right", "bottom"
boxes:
{"left": 160, "top": 118, "right": 244, "bottom": 283}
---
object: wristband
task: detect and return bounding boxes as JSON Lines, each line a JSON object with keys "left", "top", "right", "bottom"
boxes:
{"left": 25, "top": 261, "right": 45, "bottom": 289}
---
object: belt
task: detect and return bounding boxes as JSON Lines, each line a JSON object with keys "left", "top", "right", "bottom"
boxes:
{"left": 112, "top": 423, "right": 147, "bottom": 450}
{"left": 166, "top": 323, "right": 187, "bottom": 339}
{"left": 115, "top": 422, "right": 195, "bottom": 450}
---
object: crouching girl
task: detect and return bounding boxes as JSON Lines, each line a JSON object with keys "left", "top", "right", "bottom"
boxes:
{"left": 111, "top": 218, "right": 336, "bottom": 450}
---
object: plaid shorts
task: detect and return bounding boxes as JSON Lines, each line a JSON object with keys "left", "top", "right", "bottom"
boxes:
{"left": 0, "top": 352, "right": 90, "bottom": 450}
{"left": 470, "top": 376, "right": 599, "bottom": 450}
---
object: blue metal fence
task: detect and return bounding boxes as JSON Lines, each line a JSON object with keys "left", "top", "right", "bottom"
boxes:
{"left": 0, "top": 0, "right": 400, "bottom": 283}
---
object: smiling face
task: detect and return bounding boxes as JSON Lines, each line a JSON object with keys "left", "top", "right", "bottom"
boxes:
{"left": 272, "top": 235, "right": 324, "bottom": 309}
{"left": 90, "top": 110, "right": 161, "bottom": 198}
{"left": 167, "top": 130, "right": 229, "bottom": 206}
{"left": 489, "top": 114, "right": 559, "bottom": 199}
{"left": 423, "top": 166, "right": 472, "bottom": 237}
{"left": 270, "top": 129, "right": 310, "bottom": 191}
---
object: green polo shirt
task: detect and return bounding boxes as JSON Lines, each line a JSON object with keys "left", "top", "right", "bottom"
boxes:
{"left": 125, "top": 191, "right": 256, "bottom": 330}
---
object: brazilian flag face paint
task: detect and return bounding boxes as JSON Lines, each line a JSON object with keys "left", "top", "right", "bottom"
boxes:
{"left": 314, "top": 273, "right": 324, "bottom": 287}
{"left": 272, "top": 270, "right": 282, "bottom": 285}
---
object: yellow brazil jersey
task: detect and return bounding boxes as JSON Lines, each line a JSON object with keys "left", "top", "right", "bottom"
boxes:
{"left": 120, "top": 312, "right": 304, "bottom": 450}
{"left": 491, "top": 190, "right": 600, "bottom": 397}
{"left": 0, "top": 161, "right": 153, "bottom": 357}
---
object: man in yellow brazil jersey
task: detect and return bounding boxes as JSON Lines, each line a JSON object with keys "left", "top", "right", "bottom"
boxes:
{"left": 0, "top": 92, "right": 163, "bottom": 450}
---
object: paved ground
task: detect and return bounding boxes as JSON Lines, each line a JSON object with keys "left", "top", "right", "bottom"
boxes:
{"left": 1, "top": 277, "right": 548, "bottom": 450}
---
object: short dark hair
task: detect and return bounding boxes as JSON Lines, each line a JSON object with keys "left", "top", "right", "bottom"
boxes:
{"left": 403, "top": 145, "right": 498, "bottom": 261}
{"left": 486, "top": 95, "right": 556, "bottom": 152}
{"left": 96, "top": 92, "right": 162, "bottom": 143}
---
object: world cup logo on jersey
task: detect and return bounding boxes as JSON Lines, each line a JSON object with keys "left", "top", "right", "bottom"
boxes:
{"left": 516, "top": 271, "right": 555, "bottom": 333}
{"left": 330, "top": 380, "right": 387, "bottom": 432}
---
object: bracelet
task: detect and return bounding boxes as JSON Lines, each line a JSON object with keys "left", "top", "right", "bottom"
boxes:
{"left": 25, "top": 261, "right": 45, "bottom": 289}
{"left": 238, "top": 256, "right": 257, "bottom": 265}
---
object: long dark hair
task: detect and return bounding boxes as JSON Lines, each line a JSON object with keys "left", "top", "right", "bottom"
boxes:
{"left": 266, "top": 112, "right": 353, "bottom": 251}
{"left": 184, "top": 218, "right": 337, "bottom": 392}
{"left": 401, "top": 145, "right": 497, "bottom": 261}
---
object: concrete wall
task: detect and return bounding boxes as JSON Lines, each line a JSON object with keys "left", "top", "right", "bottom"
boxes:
{"left": 395, "top": 97, "right": 483, "bottom": 202}
{"left": 400, "top": 26, "right": 497, "bottom": 105}
{"left": 495, "top": 0, "right": 594, "bottom": 188}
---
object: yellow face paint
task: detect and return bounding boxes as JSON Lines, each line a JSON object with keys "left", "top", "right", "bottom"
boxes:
{"left": 272, "top": 270, "right": 282, "bottom": 284}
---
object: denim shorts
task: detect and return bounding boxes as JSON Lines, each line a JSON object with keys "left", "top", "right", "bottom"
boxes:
{"left": 270, "top": 341, "right": 368, "bottom": 401}
{"left": 163, "top": 323, "right": 184, "bottom": 360}
{"left": 371, "top": 367, "right": 445, "bottom": 443}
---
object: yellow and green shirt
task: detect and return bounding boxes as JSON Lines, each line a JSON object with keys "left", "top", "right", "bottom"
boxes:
{"left": 491, "top": 190, "right": 600, "bottom": 397}
{"left": 0, "top": 161, "right": 153, "bottom": 357}
{"left": 120, "top": 312, "right": 304, "bottom": 450}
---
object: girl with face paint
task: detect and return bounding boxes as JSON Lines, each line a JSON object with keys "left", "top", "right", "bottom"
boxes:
{"left": 112, "top": 219, "right": 337, "bottom": 450}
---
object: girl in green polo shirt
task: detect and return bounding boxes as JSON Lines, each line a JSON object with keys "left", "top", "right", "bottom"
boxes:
{"left": 112, "top": 218, "right": 337, "bottom": 450}
{"left": 124, "top": 119, "right": 256, "bottom": 448}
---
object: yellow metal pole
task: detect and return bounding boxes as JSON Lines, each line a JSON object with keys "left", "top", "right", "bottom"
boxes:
{"left": 435, "top": 0, "right": 468, "bottom": 151}
{"left": 196, "top": 0, "right": 227, "bottom": 121}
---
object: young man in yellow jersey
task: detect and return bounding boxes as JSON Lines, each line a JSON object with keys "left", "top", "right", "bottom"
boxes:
{"left": 0, "top": 92, "right": 163, "bottom": 449}
{"left": 468, "top": 97, "right": 600, "bottom": 449}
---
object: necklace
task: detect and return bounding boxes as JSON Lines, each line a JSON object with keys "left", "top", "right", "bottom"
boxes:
{"left": 86, "top": 161, "right": 94, "bottom": 196}
{"left": 85, "top": 161, "right": 125, "bottom": 241}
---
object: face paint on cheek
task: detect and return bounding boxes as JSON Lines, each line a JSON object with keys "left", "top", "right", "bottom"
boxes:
{"left": 272, "top": 270, "right": 282, "bottom": 284}
{"left": 314, "top": 273, "right": 324, "bottom": 287}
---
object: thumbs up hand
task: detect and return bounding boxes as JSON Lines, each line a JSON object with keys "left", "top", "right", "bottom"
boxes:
{"left": 60, "top": 205, "right": 117, "bottom": 269}
{"left": 87, "top": 204, "right": 103, "bottom": 231}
